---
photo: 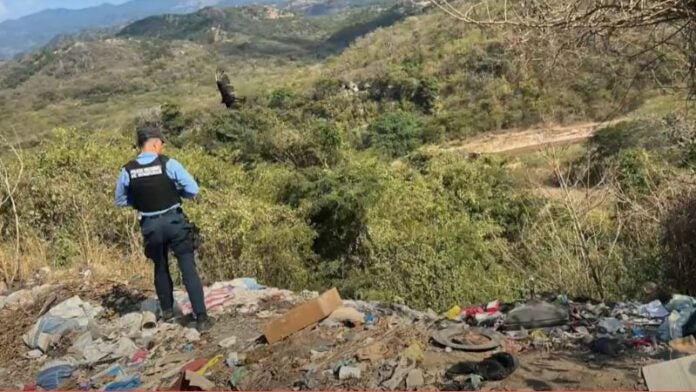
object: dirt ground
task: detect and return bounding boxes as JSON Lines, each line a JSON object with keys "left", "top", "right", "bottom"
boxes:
{"left": 0, "top": 278, "right": 667, "bottom": 391}
{"left": 440, "top": 122, "right": 618, "bottom": 155}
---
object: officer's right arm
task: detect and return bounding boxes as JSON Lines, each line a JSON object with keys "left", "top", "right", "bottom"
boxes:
{"left": 115, "top": 168, "right": 131, "bottom": 207}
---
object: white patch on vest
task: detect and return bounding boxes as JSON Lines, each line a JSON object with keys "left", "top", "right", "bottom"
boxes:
{"left": 129, "top": 165, "right": 163, "bottom": 179}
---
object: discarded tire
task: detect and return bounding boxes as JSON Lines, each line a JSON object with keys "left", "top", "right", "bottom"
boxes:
{"left": 431, "top": 326, "right": 502, "bottom": 351}
{"left": 447, "top": 352, "right": 519, "bottom": 381}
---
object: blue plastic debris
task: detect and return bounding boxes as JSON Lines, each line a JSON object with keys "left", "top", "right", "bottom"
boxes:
{"left": 364, "top": 313, "right": 375, "bottom": 325}
{"left": 240, "top": 278, "right": 264, "bottom": 290}
{"left": 36, "top": 363, "right": 75, "bottom": 390}
{"left": 102, "top": 375, "right": 141, "bottom": 391}
{"left": 632, "top": 327, "right": 645, "bottom": 338}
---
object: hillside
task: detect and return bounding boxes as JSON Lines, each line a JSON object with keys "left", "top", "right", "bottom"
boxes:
{"left": 4, "top": 7, "right": 696, "bottom": 392}
{"left": 0, "top": 3, "right": 418, "bottom": 139}
{"left": 118, "top": 3, "right": 409, "bottom": 56}
{"left": 1, "top": 0, "right": 695, "bottom": 313}
{"left": 0, "top": 0, "right": 672, "bottom": 141}
{"left": 0, "top": 0, "right": 274, "bottom": 60}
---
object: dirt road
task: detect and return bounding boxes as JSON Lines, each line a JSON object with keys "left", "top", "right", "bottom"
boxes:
{"left": 441, "top": 121, "right": 617, "bottom": 155}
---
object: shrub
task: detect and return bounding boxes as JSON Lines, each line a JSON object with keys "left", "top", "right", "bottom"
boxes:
{"left": 363, "top": 110, "right": 425, "bottom": 157}
{"left": 161, "top": 102, "right": 186, "bottom": 138}
{"left": 0, "top": 128, "right": 316, "bottom": 289}
{"left": 661, "top": 190, "right": 696, "bottom": 296}
{"left": 269, "top": 87, "right": 302, "bottom": 109}
{"left": 413, "top": 77, "right": 439, "bottom": 114}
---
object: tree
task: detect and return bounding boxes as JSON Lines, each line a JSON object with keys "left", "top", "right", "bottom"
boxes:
{"left": 431, "top": 0, "right": 696, "bottom": 95}
{"left": 414, "top": 77, "right": 440, "bottom": 114}
{"left": 161, "top": 102, "right": 186, "bottom": 137}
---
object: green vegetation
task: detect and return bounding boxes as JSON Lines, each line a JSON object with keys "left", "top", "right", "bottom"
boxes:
{"left": 1, "top": 1, "right": 695, "bottom": 307}
{"left": 362, "top": 111, "right": 426, "bottom": 157}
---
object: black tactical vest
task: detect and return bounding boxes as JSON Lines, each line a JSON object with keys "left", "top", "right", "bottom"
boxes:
{"left": 124, "top": 155, "right": 181, "bottom": 213}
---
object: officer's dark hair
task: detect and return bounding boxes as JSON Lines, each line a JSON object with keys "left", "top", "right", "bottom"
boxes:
{"left": 136, "top": 127, "right": 165, "bottom": 148}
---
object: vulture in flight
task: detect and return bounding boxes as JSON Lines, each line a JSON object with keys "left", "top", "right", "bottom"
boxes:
{"left": 215, "top": 69, "right": 240, "bottom": 109}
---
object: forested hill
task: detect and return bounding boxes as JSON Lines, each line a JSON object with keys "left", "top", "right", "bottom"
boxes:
{"left": 0, "top": 0, "right": 694, "bottom": 310}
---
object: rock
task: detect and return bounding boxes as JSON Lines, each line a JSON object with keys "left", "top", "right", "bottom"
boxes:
{"left": 0, "top": 280, "right": 7, "bottom": 294}
{"left": 184, "top": 328, "right": 201, "bottom": 342}
{"left": 338, "top": 366, "right": 361, "bottom": 380}
{"left": 0, "top": 296, "right": 6, "bottom": 310}
{"left": 218, "top": 336, "right": 237, "bottom": 348}
{"left": 406, "top": 369, "right": 424, "bottom": 390}
{"left": 5, "top": 289, "right": 33, "bottom": 308}
{"left": 31, "top": 284, "right": 53, "bottom": 299}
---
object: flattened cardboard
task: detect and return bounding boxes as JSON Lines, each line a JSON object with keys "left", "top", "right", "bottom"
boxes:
{"left": 643, "top": 354, "right": 696, "bottom": 391}
{"left": 263, "top": 288, "right": 342, "bottom": 344}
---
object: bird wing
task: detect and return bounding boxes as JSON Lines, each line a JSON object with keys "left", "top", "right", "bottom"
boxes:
{"left": 215, "top": 70, "right": 236, "bottom": 109}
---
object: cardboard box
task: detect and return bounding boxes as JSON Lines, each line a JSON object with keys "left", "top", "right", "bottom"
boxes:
{"left": 263, "top": 288, "right": 342, "bottom": 344}
{"left": 643, "top": 354, "right": 696, "bottom": 390}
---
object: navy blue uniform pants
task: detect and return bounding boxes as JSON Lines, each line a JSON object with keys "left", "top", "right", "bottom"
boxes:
{"left": 140, "top": 208, "right": 206, "bottom": 316}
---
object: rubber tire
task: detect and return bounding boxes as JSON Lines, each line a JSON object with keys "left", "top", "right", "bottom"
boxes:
{"left": 431, "top": 326, "right": 503, "bottom": 351}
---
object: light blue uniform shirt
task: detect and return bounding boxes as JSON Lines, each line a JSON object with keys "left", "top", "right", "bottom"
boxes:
{"left": 114, "top": 152, "right": 199, "bottom": 216}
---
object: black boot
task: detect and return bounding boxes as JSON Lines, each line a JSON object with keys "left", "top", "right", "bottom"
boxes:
{"left": 188, "top": 313, "right": 214, "bottom": 331}
{"left": 161, "top": 309, "right": 175, "bottom": 322}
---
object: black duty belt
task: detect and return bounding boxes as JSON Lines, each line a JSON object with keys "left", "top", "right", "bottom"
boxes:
{"left": 140, "top": 207, "right": 183, "bottom": 220}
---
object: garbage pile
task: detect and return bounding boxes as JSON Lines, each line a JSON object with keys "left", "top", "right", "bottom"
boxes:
{"left": 5, "top": 279, "right": 696, "bottom": 391}
{"left": 8, "top": 278, "right": 301, "bottom": 391}
{"left": 441, "top": 293, "right": 696, "bottom": 356}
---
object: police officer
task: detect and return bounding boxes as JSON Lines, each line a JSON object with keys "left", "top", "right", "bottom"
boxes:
{"left": 115, "top": 127, "right": 212, "bottom": 331}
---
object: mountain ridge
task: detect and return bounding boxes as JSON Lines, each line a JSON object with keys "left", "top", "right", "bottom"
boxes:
{"left": 0, "top": 0, "right": 266, "bottom": 59}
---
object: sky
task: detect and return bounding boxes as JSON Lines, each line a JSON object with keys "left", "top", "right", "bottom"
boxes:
{"left": 0, "top": 0, "right": 131, "bottom": 21}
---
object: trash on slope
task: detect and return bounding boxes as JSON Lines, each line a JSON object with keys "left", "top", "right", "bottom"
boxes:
{"left": 597, "top": 317, "right": 624, "bottom": 335}
{"left": 102, "top": 375, "right": 141, "bottom": 391}
{"left": 172, "top": 370, "right": 215, "bottom": 391}
{"left": 431, "top": 326, "right": 502, "bottom": 351}
{"left": 218, "top": 336, "right": 237, "bottom": 348}
{"left": 643, "top": 354, "right": 696, "bottom": 391}
{"left": 173, "top": 277, "right": 275, "bottom": 316}
{"left": 670, "top": 335, "right": 696, "bottom": 354}
{"left": 446, "top": 352, "right": 518, "bottom": 381}
{"left": 638, "top": 300, "right": 669, "bottom": 319}
{"left": 327, "top": 306, "right": 365, "bottom": 326}
{"left": 405, "top": 368, "right": 424, "bottom": 390}
{"left": 503, "top": 300, "right": 569, "bottom": 330}
{"left": 24, "top": 296, "right": 102, "bottom": 352}
{"left": 35, "top": 361, "right": 75, "bottom": 390}
{"left": 338, "top": 366, "right": 361, "bottom": 380}
{"left": 228, "top": 366, "right": 247, "bottom": 388}
{"left": 11, "top": 276, "right": 696, "bottom": 391}
{"left": 263, "top": 287, "right": 342, "bottom": 344}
